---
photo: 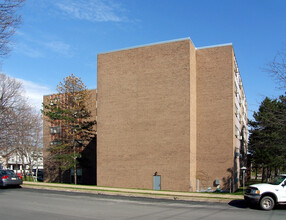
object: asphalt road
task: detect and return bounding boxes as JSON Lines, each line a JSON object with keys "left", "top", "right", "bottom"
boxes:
{"left": 0, "top": 187, "right": 285, "bottom": 220}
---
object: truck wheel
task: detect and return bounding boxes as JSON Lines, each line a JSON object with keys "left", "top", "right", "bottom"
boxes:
{"left": 260, "top": 196, "right": 275, "bottom": 210}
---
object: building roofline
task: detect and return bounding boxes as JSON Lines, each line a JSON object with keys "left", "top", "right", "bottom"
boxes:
{"left": 196, "top": 43, "right": 233, "bottom": 50}
{"left": 98, "top": 37, "right": 191, "bottom": 55}
{"left": 43, "top": 88, "right": 97, "bottom": 97}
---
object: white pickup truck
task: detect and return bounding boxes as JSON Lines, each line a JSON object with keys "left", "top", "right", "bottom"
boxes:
{"left": 244, "top": 174, "right": 286, "bottom": 210}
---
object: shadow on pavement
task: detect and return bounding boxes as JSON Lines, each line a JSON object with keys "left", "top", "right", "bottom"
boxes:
{"left": 228, "top": 200, "right": 250, "bottom": 209}
{"left": 275, "top": 204, "right": 286, "bottom": 210}
{"left": 0, "top": 185, "right": 22, "bottom": 190}
{"left": 229, "top": 199, "right": 286, "bottom": 210}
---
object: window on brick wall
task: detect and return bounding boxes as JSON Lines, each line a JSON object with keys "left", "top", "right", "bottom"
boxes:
{"left": 50, "top": 126, "right": 61, "bottom": 134}
{"left": 235, "top": 126, "right": 239, "bottom": 137}
{"left": 50, "top": 140, "right": 61, "bottom": 146}
{"left": 235, "top": 83, "right": 238, "bottom": 96}
{"left": 235, "top": 104, "right": 239, "bottom": 117}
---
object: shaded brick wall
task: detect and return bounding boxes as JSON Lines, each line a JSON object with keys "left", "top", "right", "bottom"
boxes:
{"left": 196, "top": 45, "right": 235, "bottom": 190}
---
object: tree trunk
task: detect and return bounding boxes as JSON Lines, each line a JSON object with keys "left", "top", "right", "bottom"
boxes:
{"left": 73, "top": 134, "right": 77, "bottom": 185}
{"left": 21, "top": 155, "right": 26, "bottom": 180}
{"left": 268, "top": 167, "right": 272, "bottom": 181}
{"left": 5, "top": 156, "right": 9, "bottom": 169}
{"left": 59, "top": 167, "right": 62, "bottom": 183}
{"left": 74, "top": 162, "right": 77, "bottom": 185}
{"left": 275, "top": 167, "right": 279, "bottom": 177}
{"left": 262, "top": 167, "right": 266, "bottom": 183}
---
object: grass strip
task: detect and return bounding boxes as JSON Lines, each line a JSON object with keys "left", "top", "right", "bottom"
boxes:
{"left": 24, "top": 181, "right": 243, "bottom": 195}
{"left": 23, "top": 183, "right": 239, "bottom": 201}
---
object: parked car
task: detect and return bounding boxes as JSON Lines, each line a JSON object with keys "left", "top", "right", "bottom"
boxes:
{"left": 0, "top": 169, "right": 23, "bottom": 187}
{"left": 244, "top": 174, "right": 286, "bottom": 210}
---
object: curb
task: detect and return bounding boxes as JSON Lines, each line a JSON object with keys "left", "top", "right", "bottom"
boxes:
{"left": 22, "top": 182, "right": 243, "bottom": 203}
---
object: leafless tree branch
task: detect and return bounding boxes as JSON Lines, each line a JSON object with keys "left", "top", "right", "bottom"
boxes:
{"left": 0, "top": 0, "right": 25, "bottom": 58}
{"left": 266, "top": 45, "right": 286, "bottom": 90}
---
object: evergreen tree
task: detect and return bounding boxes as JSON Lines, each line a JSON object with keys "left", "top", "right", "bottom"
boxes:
{"left": 42, "top": 74, "right": 96, "bottom": 184}
{"left": 248, "top": 96, "right": 286, "bottom": 181}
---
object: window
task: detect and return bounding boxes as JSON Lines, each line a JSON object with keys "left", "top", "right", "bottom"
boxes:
{"left": 239, "top": 80, "right": 243, "bottom": 89}
{"left": 234, "top": 58, "right": 239, "bottom": 76}
{"left": 239, "top": 115, "right": 243, "bottom": 124}
{"left": 50, "top": 97, "right": 60, "bottom": 106}
{"left": 235, "top": 83, "right": 238, "bottom": 96}
{"left": 50, "top": 126, "right": 61, "bottom": 134}
{"left": 235, "top": 104, "right": 239, "bottom": 117}
{"left": 50, "top": 140, "right": 61, "bottom": 146}
{"left": 235, "top": 126, "right": 240, "bottom": 137}
{"left": 54, "top": 97, "right": 60, "bottom": 102}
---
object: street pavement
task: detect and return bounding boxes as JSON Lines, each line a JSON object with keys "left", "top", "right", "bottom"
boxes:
{"left": 0, "top": 187, "right": 285, "bottom": 220}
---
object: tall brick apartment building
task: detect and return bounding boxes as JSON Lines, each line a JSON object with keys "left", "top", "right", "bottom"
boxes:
{"left": 44, "top": 37, "right": 247, "bottom": 192}
{"left": 97, "top": 38, "right": 247, "bottom": 192}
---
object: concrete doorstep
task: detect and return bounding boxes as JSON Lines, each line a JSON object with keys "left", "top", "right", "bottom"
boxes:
{"left": 22, "top": 181, "right": 243, "bottom": 203}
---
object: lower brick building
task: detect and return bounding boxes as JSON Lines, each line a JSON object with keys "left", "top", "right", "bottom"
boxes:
{"left": 43, "top": 89, "right": 97, "bottom": 185}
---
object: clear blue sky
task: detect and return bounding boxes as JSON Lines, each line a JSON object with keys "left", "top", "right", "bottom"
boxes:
{"left": 1, "top": 0, "right": 286, "bottom": 117}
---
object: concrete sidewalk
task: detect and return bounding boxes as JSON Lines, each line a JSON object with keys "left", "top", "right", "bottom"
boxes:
{"left": 23, "top": 181, "right": 243, "bottom": 203}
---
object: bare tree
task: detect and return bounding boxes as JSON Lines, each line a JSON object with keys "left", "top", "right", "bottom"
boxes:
{"left": 14, "top": 105, "right": 42, "bottom": 179}
{"left": 0, "top": 73, "right": 23, "bottom": 110}
{"left": 28, "top": 113, "right": 43, "bottom": 180}
{"left": 0, "top": 97, "right": 30, "bottom": 171}
{"left": 0, "top": 73, "right": 24, "bottom": 153}
{"left": 0, "top": 73, "right": 43, "bottom": 176}
{"left": 267, "top": 46, "right": 286, "bottom": 90}
{"left": 0, "top": 0, "right": 25, "bottom": 58}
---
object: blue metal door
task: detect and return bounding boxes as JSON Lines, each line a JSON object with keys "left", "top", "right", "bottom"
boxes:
{"left": 153, "top": 175, "right": 161, "bottom": 190}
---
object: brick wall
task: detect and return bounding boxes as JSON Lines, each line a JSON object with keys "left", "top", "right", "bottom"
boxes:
{"left": 97, "top": 39, "right": 194, "bottom": 191}
{"left": 196, "top": 45, "right": 235, "bottom": 190}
